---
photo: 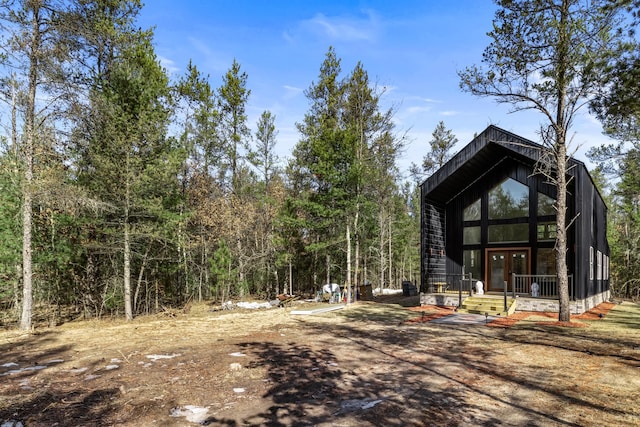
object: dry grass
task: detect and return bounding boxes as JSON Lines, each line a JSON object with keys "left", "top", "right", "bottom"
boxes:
{"left": 0, "top": 297, "right": 639, "bottom": 426}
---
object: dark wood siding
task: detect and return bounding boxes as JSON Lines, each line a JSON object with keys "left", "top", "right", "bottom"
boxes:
{"left": 421, "top": 199, "right": 446, "bottom": 292}
{"left": 575, "top": 164, "right": 610, "bottom": 299}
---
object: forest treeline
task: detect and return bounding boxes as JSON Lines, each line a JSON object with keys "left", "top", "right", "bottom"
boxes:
{"left": 0, "top": 1, "right": 421, "bottom": 325}
{"left": 2, "top": 1, "right": 640, "bottom": 328}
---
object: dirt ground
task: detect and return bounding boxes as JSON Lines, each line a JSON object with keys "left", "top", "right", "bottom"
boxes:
{"left": 1, "top": 295, "right": 639, "bottom": 427}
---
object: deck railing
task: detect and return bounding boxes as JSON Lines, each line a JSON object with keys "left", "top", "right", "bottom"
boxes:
{"left": 425, "top": 273, "right": 475, "bottom": 294}
{"left": 424, "top": 273, "right": 477, "bottom": 308}
{"left": 511, "top": 274, "right": 574, "bottom": 299}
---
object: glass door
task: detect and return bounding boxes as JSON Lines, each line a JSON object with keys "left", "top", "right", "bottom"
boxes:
{"left": 486, "top": 249, "right": 530, "bottom": 292}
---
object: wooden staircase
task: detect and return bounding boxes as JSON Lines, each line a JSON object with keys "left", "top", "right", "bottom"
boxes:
{"left": 457, "top": 296, "right": 517, "bottom": 317}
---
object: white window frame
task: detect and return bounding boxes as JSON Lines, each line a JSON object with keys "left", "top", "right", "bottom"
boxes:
{"left": 597, "top": 250, "right": 603, "bottom": 281}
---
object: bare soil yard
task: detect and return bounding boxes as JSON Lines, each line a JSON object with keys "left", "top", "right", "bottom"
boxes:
{"left": 1, "top": 296, "right": 639, "bottom": 426}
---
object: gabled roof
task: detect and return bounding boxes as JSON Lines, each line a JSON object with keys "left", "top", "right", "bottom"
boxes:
{"left": 420, "top": 125, "right": 582, "bottom": 204}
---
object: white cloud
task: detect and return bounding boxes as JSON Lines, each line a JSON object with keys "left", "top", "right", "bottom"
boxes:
{"left": 283, "top": 85, "right": 304, "bottom": 99}
{"left": 440, "top": 110, "right": 459, "bottom": 117}
{"left": 405, "top": 96, "right": 441, "bottom": 104}
{"left": 290, "top": 9, "right": 381, "bottom": 43}
{"left": 406, "top": 105, "right": 432, "bottom": 114}
{"left": 187, "top": 37, "right": 230, "bottom": 73}
{"left": 157, "top": 55, "right": 180, "bottom": 76}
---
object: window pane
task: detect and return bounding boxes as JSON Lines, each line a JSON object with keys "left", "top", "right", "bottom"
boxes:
{"left": 538, "top": 192, "right": 556, "bottom": 216}
{"left": 463, "top": 226, "right": 481, "bottom": 244}
{"left": 488, "top": 223, "right": 528, "bottom": 243}
{"left": 537, "top": 222, "right": 556, "bottom": 241}
{"left": 464, "top": 199, "right": 481, "bottom": 221}
{"left": 488, "top": 178, "right": 529, "bottom": 219}
{"left": 463, "top": 250, "right": 481, "bottom": 280}
{"left": 536, "top": 248, "right": 556, "bottom": 275}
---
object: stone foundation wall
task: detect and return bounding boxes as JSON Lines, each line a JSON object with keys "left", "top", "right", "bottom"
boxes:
{"left": 421, "top": 290, "right": 611, "bottom": 315}
{"left": 420, "top": 293, "right": 467, "bottom": 308}
{"left": 514, "top": 290, "right": 610, "bottom": 314}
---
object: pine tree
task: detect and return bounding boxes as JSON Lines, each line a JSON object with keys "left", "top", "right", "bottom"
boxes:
{"left": 0, "top": 0, "right": 74, "bottom": 329}
{"left": 587, "top": 2, "right": 640, "bottom": 300}
{"left": 218, "top": 59, "right": 251, "bottom": 194}
{"left": 459, "top": 0, "right": 623, "bottom": 322}
{"left": 79, "top": 34, "right": 176, "bottom": 320}
{"left": 409, "top": 121, "right": 458, "bottom": 183}
{"left": 290, "top": 46, "right": 348, "bottom": 288}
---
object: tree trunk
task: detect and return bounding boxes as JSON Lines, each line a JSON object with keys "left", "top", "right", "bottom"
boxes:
{"left": 388, "top": 216, "right": 393, "bottom": 288}
{"left": 124, "top": 153, "right": 133, "bottom": 320}
{"left": 289, "top": 260, "right": 293, "bottom": 295}
{"left": 133, "top": 248, "right": 149, "bottom": 313}
{"left": 123, "top": 215, "right": 132, "bottom": 320}
{"left": 354, "top": 226, "right": 360, "bottom": 298}
{"left": 555, "top": 0, "right": 571, "bottom": 323}
{"left": 346, "top": 223, "right": 352, "bottom": 304}
{"left": 353, "top": 210, "right": 360, "bottom": 300}
{"left": 379, "top": 211, "right": 385, "bottom": 290}
{"left": 326, "top": 253, "right": 330, "bottom": 286}
{"left": 20, "top": 3, "right": 42, "bottom": 331}
{"left": 199, "top": 237, "right": 205, "bottom": 302}
{"left": 237, "top": 239, "right": 244, "bottom": 298}
{"left": 556, "top": 141, "right": 571, "bottom": 322}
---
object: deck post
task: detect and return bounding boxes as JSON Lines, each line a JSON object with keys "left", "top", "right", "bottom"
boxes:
{"left": 504, "top": 280, "right": 508, "bottom": 312}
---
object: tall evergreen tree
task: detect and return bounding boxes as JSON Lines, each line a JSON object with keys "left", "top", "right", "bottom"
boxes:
{"left": 409, "top": 121, "right": 458, "bottom": 183}
{"left": 174, "top": 60, "right": 218, "bottom": 301}
{"left": 0, "top": 0, "right": 79, "bottom": 329}
{"left": 218, "top": 59, "right": 251, "bottom": 193}
{"left": 289, "top": 47, "right": 403, "bottom": 295}
{"left": 587, "top": 1, "right": 640, "bottom": 300}
{"left": 0, "top": 137, "right": 22, "bottom": 306}
{"left": 291, "top": 46, "right": 348, "bottom": 287}
{"left": 459, "top": 0, "right": 623, "bottom": 321}
{"left": 343, "top": 61, "right": 401, "bottom": 301}
{"left": 79, "top": 34, "right": 176, "bottom": 320}
{"left": 253, "top": 110, "right": 279, "bottom": 187}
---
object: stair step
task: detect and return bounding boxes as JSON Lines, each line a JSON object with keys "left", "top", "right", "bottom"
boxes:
{"left": 457, "top": 296, "right": 518, "bottom": 317}
{"left": 461, "top": 301, "right": 513, "bottom": 309}
{"left": 465, "top": 310, "right": 506, "bottom": 316}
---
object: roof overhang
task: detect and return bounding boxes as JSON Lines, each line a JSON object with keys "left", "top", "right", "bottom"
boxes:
{"left": 421, "top": 125, "right": 580, "bottom": 205}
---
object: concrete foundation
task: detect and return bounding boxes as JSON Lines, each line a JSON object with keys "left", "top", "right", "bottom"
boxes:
{"left": 421, "top": 290, "right": 611, "bottom": 315}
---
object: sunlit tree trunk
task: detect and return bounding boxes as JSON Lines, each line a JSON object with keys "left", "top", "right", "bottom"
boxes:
{"left": 124, "top": 169, "right": 132, "bottom": 320}
{"left": 346, "top": 223, "right": 352, "bottom": 304}
{"left": 20, "top": 2, "right": 42, "bottom": 331}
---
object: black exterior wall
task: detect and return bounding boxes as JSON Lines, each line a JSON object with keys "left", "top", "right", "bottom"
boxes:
{"left": 420, "top": 125, "right": 609, "bottom": 299}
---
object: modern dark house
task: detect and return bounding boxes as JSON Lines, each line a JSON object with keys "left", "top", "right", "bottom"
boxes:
{"left": 420, "top": 125, "right": 609, "bottom": 314}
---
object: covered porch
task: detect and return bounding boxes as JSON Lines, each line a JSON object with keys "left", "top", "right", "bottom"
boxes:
{"left": 423, "top": 273, "right": 574, "bottom": 298}
{"left": 420, "top": 273, "right": 609, "bottom": 315}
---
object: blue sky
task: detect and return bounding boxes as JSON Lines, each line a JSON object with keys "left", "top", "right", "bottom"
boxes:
{"left": 138, "top": 0, "right": 612, "bottom": 180}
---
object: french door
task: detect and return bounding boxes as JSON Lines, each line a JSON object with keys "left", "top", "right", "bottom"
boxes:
{"left": 486, "top": 248, "right": 530, "bottom": 292}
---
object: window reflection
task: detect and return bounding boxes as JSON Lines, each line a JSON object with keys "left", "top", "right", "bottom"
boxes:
{"left": 488, "top": 178, "right": 528, "bottom": 219}
{"left": 537, "top": 222, "right": 556, "bottom": 241}
{"left": 536, "top": 248, "right": 556, "bottom": 275}
{"left": 463, "top": 249, "right": 481, "bottom": 280}
{"left": 488, "top": 223, "right": 528, "bottom": 243}
{"left": 464, "top": 199, "right": 481, "bottom": 221}
{"left": 538, "top": 192, "right": 555, "bottom": 216}
{"left": 463, "top": 226, "right": 481, "bottom": 244}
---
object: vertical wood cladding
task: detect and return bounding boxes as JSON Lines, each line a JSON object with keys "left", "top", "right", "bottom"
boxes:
{"left": 421, "top": 201, "right": 446, "bottom": 292}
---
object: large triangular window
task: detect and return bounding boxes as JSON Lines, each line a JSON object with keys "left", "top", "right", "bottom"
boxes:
{"left": 488, "top": 178, "right": 529, "bottom": 219}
